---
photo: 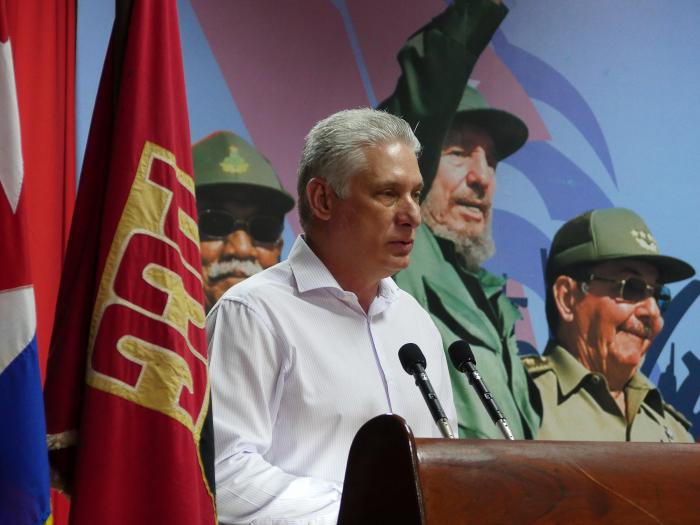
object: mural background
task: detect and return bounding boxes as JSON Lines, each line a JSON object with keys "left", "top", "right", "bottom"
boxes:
{"left": 77, "top": 0, "right": 700, "bottom": 435}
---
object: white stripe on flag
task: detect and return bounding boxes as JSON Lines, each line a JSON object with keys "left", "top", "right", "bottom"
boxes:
{"left": 0, "top": 39, "right": 23, "bottom": 214}
{"left": 0, "top": 286, "right": 36, "bottom": 373}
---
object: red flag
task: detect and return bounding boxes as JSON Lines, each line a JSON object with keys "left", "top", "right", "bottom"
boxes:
{"left": 43, "top": 1, "right": 216, "bottom": 523}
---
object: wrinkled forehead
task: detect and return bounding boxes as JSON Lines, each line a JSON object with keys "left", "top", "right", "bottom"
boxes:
{"left": 356, "top": 141, "right": 422, "bottom": 183}
{"left": 590, "top": 258, "right": 660, "bottom": 283}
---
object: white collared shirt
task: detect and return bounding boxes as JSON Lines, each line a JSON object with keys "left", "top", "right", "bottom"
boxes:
{"left": 208, "top": 236, "right": 456, "bottom": 525}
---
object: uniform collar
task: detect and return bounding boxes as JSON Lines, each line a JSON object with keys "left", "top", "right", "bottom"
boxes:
{"left": 625, "top": 370, "right": 663, "bottom": 416}
{"left": 434, "top": 232, "right": 506, "bottom": 298}
{"left": 543, "top": 342, "right": 594, "bottom": 397}
{"left": 399, "top": 224, "right": 519, "bottom": 347}
{"left": 543, "top": 342, "right": 661, "bottom": 412}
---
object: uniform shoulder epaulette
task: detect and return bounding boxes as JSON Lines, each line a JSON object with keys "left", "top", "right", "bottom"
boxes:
{"left": 663, "top": 402, "right": 692, "bottom": 430}
{"left": 520, "top": 354, "right": 552, "bottom": 376}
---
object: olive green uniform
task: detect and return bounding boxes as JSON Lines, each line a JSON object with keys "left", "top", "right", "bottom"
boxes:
{"left": 385, "top": 0, "right": 540, "bottom": 439}
{"left": 396, "top": 225, "right": 541, "bottom": 439}
{"left": 524, "top": 343, "right": 693, "bottom": 442}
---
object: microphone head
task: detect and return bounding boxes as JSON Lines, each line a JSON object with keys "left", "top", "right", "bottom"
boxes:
{"left": 448, "top": 340, "right": 476, "bottom": 371}
{"left": 398, "top": 343, "right": 427, "bottom": 374}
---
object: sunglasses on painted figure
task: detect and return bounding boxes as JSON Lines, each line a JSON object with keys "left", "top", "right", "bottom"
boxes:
{"left": 198, "top": 209, "right": 283, "bottom": 243}
{"left": 581, "top": 274, "right": 671, "bottom": 312}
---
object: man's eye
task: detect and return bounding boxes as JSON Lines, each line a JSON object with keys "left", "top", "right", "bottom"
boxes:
{"left": 375, "top": 190, "right": 397, "bottom": 204}
{"left": 411, "top": 191, "right": 422, "bottom": 203}
{"left": 447, "top": 149, "right": 468, "bottom": 158}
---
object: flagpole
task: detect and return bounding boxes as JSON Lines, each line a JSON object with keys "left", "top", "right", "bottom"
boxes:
{"left": 112, "top": 0, "right": 134, "bottom": 106}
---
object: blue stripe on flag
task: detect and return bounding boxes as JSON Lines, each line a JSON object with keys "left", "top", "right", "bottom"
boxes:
{"left": 0, "top": 335, "right": 51, "bottom": 525}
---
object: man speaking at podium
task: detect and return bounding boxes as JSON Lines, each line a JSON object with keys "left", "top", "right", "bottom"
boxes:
{"left": 207, "top": 109, "right": 456, "bottom": 524}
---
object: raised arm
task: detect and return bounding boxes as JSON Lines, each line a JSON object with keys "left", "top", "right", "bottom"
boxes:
{"left": 379, "top": 0, "right": 507, "bottom": 190}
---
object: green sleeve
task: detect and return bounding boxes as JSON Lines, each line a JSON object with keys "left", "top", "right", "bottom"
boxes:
{"left": 379, "top": 0, "right": 507, "bottom": 191}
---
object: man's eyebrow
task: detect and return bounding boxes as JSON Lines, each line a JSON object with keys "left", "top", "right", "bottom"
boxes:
{"left": 618, "top": 269, "right": 643, "bottom": 278}
{"left": 619, "top": 266, "right": 657, "bottom": 280}
{"left": 370, "top": 174, "right": 413, "bottom": 186}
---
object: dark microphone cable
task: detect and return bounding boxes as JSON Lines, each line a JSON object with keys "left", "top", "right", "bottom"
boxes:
{"left": 398, "top": 343, "right": 455, "bottom": 439}
{"left": 448, "top": 340, "right": 515, "bottom": 440}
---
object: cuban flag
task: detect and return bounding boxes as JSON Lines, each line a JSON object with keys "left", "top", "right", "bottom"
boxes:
{"left": 0, "top": 1, "right": 52, "bottom": 523}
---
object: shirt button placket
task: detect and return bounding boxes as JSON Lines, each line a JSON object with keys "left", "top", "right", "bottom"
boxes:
{"left": 365, "top": 316, "right": 393, "bottom": 412}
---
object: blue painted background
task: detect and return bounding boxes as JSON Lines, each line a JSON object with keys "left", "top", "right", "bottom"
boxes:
{"left": 77, "top": 0, "right": 700, "bottom": 433}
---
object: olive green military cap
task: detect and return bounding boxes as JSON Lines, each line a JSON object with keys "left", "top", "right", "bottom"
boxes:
{"left": 450, "top": 86, "right": 528, "bottom": 161}
{"left": 546, "top": 207, "right": 695, "bottom": 283}
{"left": 193, "top": 131, "right": 294, "bottom": 213}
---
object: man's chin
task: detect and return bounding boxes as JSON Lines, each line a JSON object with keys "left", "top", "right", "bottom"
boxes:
{"left": 426, "top": 220, "right": 495, "bottom": 272}
{"left": 610, "top": 336, "right": 648, "bottom": 368}
{"left": 444, "top": 219, "right": 487, "bottom": 240}
{"left": 387, "top": 254, "right": 412, "bottom": 275}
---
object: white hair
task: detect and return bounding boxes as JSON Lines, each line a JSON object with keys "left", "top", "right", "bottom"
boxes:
{"left": 297, "top": 108, "right": 421, "bottom": 230}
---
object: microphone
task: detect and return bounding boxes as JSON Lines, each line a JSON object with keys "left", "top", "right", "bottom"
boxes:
{"left": 398, "top": 343, "right": 454, "bottom": 439}
{"left": 448, "top": 340, "right": 515, "bottom": 440}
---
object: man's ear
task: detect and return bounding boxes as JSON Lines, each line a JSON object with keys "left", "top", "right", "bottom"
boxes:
{"left": 305, "top": 178, "right": 334, "bottom": 221}
{"left": 553, "top": 275, "right": 579, "bottom": 323}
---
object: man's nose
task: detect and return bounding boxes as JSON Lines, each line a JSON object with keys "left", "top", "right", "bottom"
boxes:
{"left": 222, "top": 229, "right": 256, "bottom": 259}
{"left": 636, "top": 295, "right": 664, "bottom": 336}
{"left": 465, "top": 147, "right": 493, "bottom": 189}
{"left": 397, "top": 194, "right": 421, "bottom": 228}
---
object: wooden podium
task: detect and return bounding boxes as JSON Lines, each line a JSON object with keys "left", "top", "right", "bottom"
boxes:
{"left": 337, "top": 414, "right": 700, "bottom": 524}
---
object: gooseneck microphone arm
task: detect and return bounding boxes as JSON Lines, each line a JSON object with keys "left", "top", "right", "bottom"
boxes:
{"left": 398, "top": 343, "right": 455, "bottom": 439}
{"left": 448, "top": 340, "right": 515, "bottom": 440}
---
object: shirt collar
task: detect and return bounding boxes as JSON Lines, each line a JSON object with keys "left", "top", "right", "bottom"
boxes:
{"left": 377, "top": 276, "right": 399, "bottom": 299}
{"left": 287, "top": 235, "right": 400, "bottom": 306}
{"left": 288, "top": 236, "right": 342, "bottom": 293}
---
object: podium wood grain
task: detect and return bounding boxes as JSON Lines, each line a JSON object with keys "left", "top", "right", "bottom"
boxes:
{"left": 338, "top": 415, "right": 700, "bottom": 524}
